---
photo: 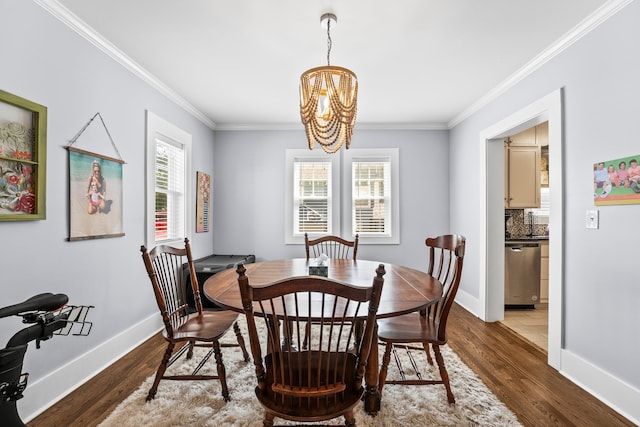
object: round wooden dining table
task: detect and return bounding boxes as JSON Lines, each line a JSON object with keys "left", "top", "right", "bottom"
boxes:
{"left": 203, "top": 258, "right": 443, "bottom": 415}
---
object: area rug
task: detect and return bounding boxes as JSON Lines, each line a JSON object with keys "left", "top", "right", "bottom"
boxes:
{"left": 99, "top": 318, "right": 521, "bottom": 426}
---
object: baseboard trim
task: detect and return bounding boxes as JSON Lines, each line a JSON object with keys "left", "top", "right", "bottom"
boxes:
{"left": 453, "top": 289, "right": 480, "bottom": 316}
{"left": 560, "top": 349, "right": 639, "bottom": 425}
{"left": 454, "top": 292, "right": 638, "bottom": 425}
{"left": 20, "top": 313, "right": 162, "bottom": 423}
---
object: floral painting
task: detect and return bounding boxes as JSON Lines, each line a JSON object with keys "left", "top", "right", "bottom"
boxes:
{"left": 0, "top": 158, "right": 36, "bottom": 214}
{"left": 0, "top": 90, "right": 47, "bottom": 220}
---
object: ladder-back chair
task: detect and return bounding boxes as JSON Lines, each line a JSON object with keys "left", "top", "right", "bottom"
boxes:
{"left": 237, "top": 262, "right": 385, "bottom": 427}
{"left": 305, "top": 233, "right": 359, "bottom": 261}
{"left": 377, "top": 234, "right": 466, "bottom": 404}
{"left": 303, "top": 233, "right": 359, "bottom": 349}
{"left": 140, "top": 238, "right": 250, "bottom": 402}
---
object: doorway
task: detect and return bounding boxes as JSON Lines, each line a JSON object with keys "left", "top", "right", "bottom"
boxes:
{"left": 478, "top": 89, "right": 564, "bottom": 369}
{"left": 502, "top": 123, "right": 550, "bottom": 351}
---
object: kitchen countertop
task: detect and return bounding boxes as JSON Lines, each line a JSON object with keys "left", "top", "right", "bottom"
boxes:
{"left": 506, "top": 236, "right": 549, "bottom": 241}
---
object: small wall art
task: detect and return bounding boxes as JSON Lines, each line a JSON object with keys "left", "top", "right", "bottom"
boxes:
{"left": 196, "top": 171, "right": 210, "bottom": 233}
{"left": 0, "top": 89, "right": 47, "bottom": 220}
{"left": 593, "top": 154, "right": 640, "bottom": 206}
{"left": 68, "top": 147, "right": 124, "bottom": 240}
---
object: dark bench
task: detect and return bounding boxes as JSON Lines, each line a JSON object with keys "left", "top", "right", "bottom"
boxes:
{"left": 183, "top": 254, "right": 256, "bottom": 310}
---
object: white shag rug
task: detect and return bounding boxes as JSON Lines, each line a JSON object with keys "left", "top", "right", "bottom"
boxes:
{"left": 99, "top": 317, "right": 521, "bottom": 427}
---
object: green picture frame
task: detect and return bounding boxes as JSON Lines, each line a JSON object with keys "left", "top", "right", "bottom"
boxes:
{"left": 0, "top": 89, "right": 47, "bottom": 220}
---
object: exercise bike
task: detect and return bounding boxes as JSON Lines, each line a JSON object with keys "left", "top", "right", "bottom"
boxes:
{"left": 0, "top": 293, "right": 93, "bottom": 427}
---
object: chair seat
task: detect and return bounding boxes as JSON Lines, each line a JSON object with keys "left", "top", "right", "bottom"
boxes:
{"left": 377, "top": 311, "right": 444, "bottom": 344}
{"left": 257, "top": 351, "right": 363, "bottom": 421}
{"left": 163, "top": 310, "right": 239, "bottom": 342}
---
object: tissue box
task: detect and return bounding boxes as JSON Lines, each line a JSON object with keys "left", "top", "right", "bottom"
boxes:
{"left": 309, "top": 265, "right": 328, "bottom": 277}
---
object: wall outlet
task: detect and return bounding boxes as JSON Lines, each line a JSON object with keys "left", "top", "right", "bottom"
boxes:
{"left": 586, "top": 209, "right": 599, "bottom": 229}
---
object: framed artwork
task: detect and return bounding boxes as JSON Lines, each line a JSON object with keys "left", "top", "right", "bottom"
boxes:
{"left": 196, "top": 171, "right": 210, "bottom": 233}
{"left": 0, "top": 89, "right": 47, "bottom": 220}
{"left": 68, "top": 147, "right": 125, "bottom": 240}
{"left": 593, "top": 154, "right": 640, "bottom": 206}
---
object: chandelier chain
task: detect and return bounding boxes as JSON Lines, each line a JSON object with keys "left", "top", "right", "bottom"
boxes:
{"left": 326, "top": 17, "right": 332, "bottom": 66}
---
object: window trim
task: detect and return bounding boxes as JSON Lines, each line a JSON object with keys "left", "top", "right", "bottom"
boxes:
{"left": 343, "top": 148, "right": 400, "bottom": 244}
{"left": 145, "top": 111, "right": 192, "bottom": 248}
{"left": 285, "top": 149, "right": 340, "bottom": 244}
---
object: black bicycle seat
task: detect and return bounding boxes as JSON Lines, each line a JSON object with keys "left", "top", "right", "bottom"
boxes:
{"left": 0, "top": 293, "right": 68, "bottom": 319}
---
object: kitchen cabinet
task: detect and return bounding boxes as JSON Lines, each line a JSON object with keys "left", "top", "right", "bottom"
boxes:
{"left": 536, "top": 122, "right": 549, "bottom": 147}
{"left": 508, "top": 122, "right": 548, "bottom": 146}
{"left": 505, "top": 145, "right": 541, "bottom": 208}
{"left": 540, "top": 240, "right": 549, "bottom": 304}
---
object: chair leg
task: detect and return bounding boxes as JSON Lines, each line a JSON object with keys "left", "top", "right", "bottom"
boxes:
{"left": 423, "top": 342, "right": 434, "bottom": 365}
{"left": 233, "top": 321, "right": 250, "bottom": 362}
{"left": 147, "top": 342, "right": 175, "bottom": 401}
{"left": 344, "top": 409, "right": 356, "bottom": 426}
{"left": 378, "top": 342, "right": 393, "bottom": 394}
{"left": 302, "top": 322, "right": 311, "bottom": 349}
{"left": 213, "top": 340, "right": 230, "bottom": 402}
{"left": 354, "top": 320, "right": 364, "bottom": 349}
{"left": 433, "top": 344, "right": 455, "bottom": 404}
{"left": 187, "top": 340, "right": 195, "bottom": 359}
{"left": 263, "top": 412, "right": 275, "bottom": 427}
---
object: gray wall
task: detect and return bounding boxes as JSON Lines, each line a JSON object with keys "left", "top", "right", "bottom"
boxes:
{"left": 212, "top": 129, "right": 451, "bottom": 270}
{"left": 2, "top": 0, "right": 638, "bottom": 423}
{"left": 449, "top": 0, "right": 639, "bottom": 392}
{"left": 0, "top": 0, "right": 215, "bottom": 397}
{"left": 0, "top": 1, "right": 451, "bottom": 419}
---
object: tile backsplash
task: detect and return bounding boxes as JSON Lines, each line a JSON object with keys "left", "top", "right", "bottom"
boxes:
{"left": 506, "top": 209, "right": 547, "bottom": 237}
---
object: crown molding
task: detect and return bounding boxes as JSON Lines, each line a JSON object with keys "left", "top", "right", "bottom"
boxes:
{"left": 35, "top": 0, "right": 217, "bottom": 130}
{"left": 37, "top": 0, "right": 632, "bottom": 133}
{"left": 213, "top": 122, "right": 449, "bottom": 131}
{"left": 448, "top": 0, "right": 634, "bottom": 129}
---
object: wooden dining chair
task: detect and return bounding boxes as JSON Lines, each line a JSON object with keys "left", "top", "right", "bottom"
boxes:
{"left": 236, "top": 262, "right": 385, "bottom": 427}
{"left": 305, "top": 233, "right": 359, "bottom": 261}
{"left": 377, "top": 234, "right": 466, "bottom": 404}
{"left": 303, "top": 233, "right": 359, "bottom": 349}
{"left": 140, "top": 238, "right": 250, "bottom": 402}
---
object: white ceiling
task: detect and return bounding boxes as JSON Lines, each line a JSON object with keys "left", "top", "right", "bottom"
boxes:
{"left": 49, "top": 0, "right": 610, "bottom": 130}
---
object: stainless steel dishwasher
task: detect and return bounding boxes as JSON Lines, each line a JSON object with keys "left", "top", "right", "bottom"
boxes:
{"left": 505, "top": 241, "right": 541, "bottom": 308}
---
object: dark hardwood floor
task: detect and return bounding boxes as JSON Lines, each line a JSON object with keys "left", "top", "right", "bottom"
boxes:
{"left": 29, "top": 304, "right": 634, "bottom": 427}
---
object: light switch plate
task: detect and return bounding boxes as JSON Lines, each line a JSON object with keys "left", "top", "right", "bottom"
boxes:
{"left": 586, "top": 209, "right": 599, "bottom": 229}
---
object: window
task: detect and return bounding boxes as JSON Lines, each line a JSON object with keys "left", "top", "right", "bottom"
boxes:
{"left": 146, "top": 111, "right": 192, "bottom": 247}
{"left": 295, "top": 162, "right": 331, "bottom": 233}
{"left": 352, "top": 161, "right": 390, "bottom": 234}
{"left": 344, "top": 149, "right": 399, "bottom": 244}
{"left": 285, "top": 148, "right": 399, "bottom": 245}
{"left": 525, "top": 187, "right": 550, "bottom": 225}
{"left": 285, "top": 149, "right": 340, "bottom": 244}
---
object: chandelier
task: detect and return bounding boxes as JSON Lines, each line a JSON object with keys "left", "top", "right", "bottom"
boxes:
{"left": 300, "top": 13, "right": 358, "bottom": 153}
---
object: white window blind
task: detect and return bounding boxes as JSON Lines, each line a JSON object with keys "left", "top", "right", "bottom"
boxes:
{"left": 146, "top": 111, "right": 192, "bottom": 248}
{"left": 352, "top": 159, "right": 391, "bottom": 235}
{"left": 154, "top": 139, "right": 185, "bottom": 242}
{"left": 293, "top": 160, "right": 332, "bottom": 234}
